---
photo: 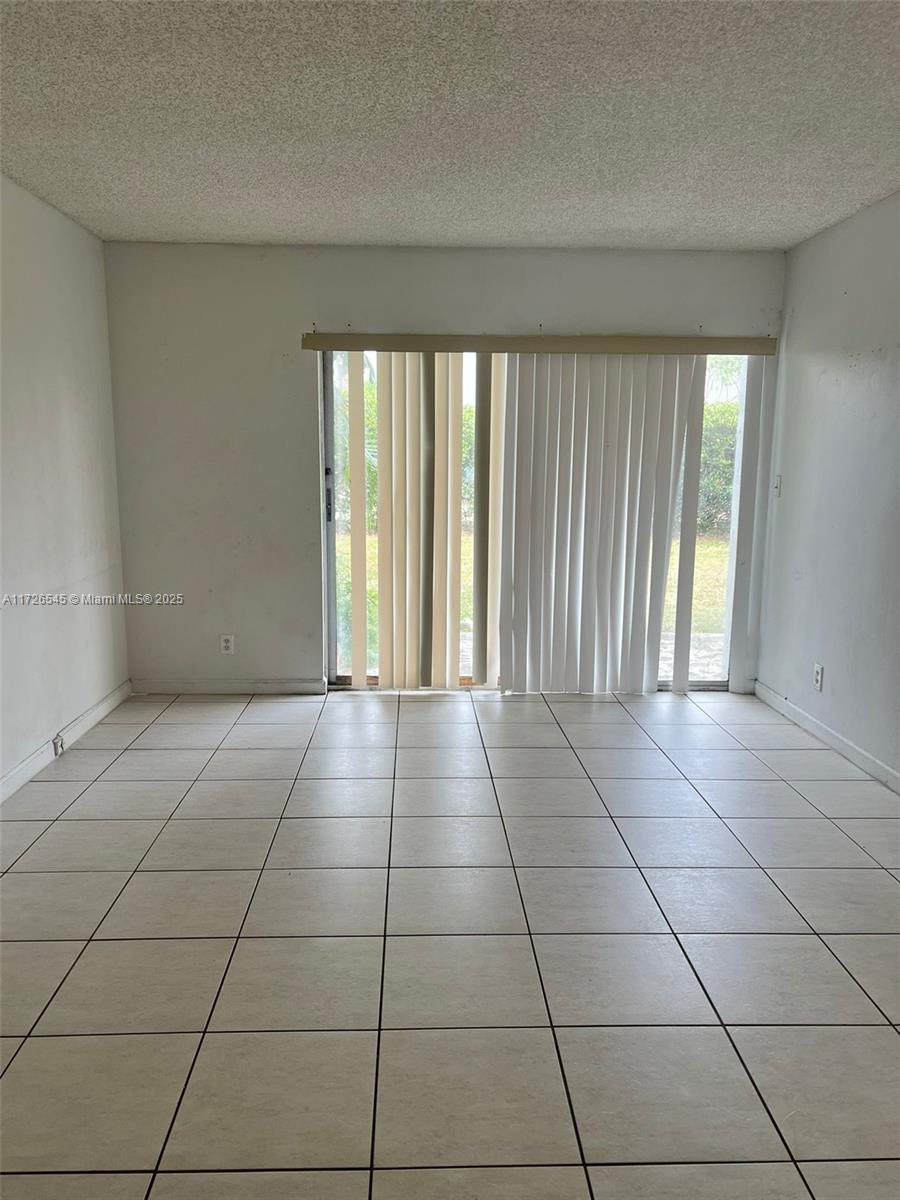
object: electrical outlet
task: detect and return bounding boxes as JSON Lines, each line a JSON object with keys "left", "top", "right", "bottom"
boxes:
{"left": 813, "top": 663, "right": 824, "bottom": 692}
{"left": 773, "top": 474, "right": 782, "bottom": 497}
{"left": 220, "top": 634, "right": 235, "bottom": 656}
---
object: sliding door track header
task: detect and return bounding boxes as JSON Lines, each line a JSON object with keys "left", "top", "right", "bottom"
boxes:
{"left": 302, "top": 332, "right": 777, "bottom": 356}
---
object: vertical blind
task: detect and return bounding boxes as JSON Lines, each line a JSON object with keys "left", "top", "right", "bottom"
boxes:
{"left": 344, "top": 349, "right": 771, "bottom": 693}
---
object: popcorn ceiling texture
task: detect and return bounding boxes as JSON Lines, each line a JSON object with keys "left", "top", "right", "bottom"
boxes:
{"left": 1, "top": 0, "right": 898, "bottom": 249}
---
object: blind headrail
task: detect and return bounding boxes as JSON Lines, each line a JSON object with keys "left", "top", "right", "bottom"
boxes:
{"left": 301, "top": 332, "right": 777, "bottom": 356}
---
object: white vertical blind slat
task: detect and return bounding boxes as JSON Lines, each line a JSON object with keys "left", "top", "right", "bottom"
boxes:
{"left": 564, "top": 355, "right": 589, "bottom": 692}
{"left": 527, "top": 354, "right": 550, "bottom": 690}
{"left": 499, "top": 354, "right": 518, "bottom": 689}
{"left": 391, "top": 353, "right": 407, "bottom": 687}
{"left": 511, "top": 354, "right": 535, "bottom": 693}
{"left": 431, "top": 353, "right": 450, "bottom": 688}
{"left": 542, "top": 355, "right": 562, "bottom": 686}
{"left": 605, "top": 356, "right": 632, "bottom": 692}
{"left": 626, "top": 355, "right": 664, "bottom": 691}
{"left": 376, "top": 352, "right": 394, "bottom": 688}
{"left": 446, "top": 353, "right": 464, "bottom": 686}
{"left": 551, "top": 354, "right": 575, "bottom": 692}
{"left": 486, "top": 353, "right": 506, "bottom": 687}
{"left": 577, "top": 356, "right": 606, "bottom": 691}
{"left": 348, "top": 351, "right": 368, "bottom": 687}
{"left": 405, "top": 352, "right": 421, "bottom": 687}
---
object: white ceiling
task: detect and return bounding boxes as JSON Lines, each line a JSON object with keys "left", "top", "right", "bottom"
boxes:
{"left": 2, "top": 1, "right": 898, "bottom": 249}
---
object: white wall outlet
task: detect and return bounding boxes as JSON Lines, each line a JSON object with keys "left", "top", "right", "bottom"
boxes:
{"left": 220, "top": 634, "right": 235, "bottom": 655}
{"left": 813, "top": 663, "right": 824, "bottom": 691}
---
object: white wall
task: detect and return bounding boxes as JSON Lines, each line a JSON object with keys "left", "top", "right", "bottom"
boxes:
{"left": 1, "top": 177, "right": 128, "bottom": 790}
{"left": 103, "top": 242, "right": 784, "bottom": 693}
{"left": 758, "top": 192, "right": 900, "bottom": 784}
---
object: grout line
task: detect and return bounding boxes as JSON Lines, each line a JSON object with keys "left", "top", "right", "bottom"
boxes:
{"left": 547, "top": 690, "right": 817, "bottom": 1199}
{"left": 367, "top": 695, "right": 400, "bottom": 1199}
{"left": 141, "top": 691, "right": 334, "bottom": 1200}
{"left": 473, "top": 696, "right": 597, "bottom": 1200}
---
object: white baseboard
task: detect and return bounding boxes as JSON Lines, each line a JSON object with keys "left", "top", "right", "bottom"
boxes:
{"left": 755, "top": 681, "right": 900, "bottom": 794}
{"left": 131, "top": 677, "right": 327, "bottom": 696}
{"left": 1, "top": 679, "right": 133, "bottom": 802}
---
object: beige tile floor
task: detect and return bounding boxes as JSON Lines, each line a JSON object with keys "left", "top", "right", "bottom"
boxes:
{"left": 0, "top": 689, "right": 899, "bottom": 1200}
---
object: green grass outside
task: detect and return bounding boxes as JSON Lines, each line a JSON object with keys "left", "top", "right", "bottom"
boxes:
{"left": 336, "top": 531, "right": 729, "bottom": 671}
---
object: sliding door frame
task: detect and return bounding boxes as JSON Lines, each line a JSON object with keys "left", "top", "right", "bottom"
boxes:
{"left": 320, "top": 351, "right": 339, "bottom": 685}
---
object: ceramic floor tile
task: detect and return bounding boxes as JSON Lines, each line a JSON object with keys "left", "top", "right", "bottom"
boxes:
{"left": 616, "top": 818, "right": 756, "bottom": 867}
{"left": 70, "top": 721, "right": 143, "bottom": 749}
{"left": 0, "top": 1032, "right": 199, "bottom": 1170}
{"left": 822, "top": 935, "right": 900, "bottom": 1021}
{"left": 381, "top": 935, "right": 547, "bottom": 1027}
{"left": 95, "top": 871, "right": 257, "bottom": 938}
{"left": 0, "top": 782, "right": 87, "bottom": 820}
{"left": 552, "top": 703, "right": 635, "bottom": 724}
{"left": 562, "top": 724, "right": 657, "bottom": 748}
{"left": 374, "top": 1027, "right": 580, "bottom": 1166}
{"left": 0, "top": 822, "right": 51, "bottom": 869}
{"left": 220, "top": 724, "right": 315, "bottom": 749}
{"left": 162, "top": 1031, "right": 376, "bottom": 1169}
{"left": 300, "top": 749, "right": 397, "bottom": 778}
{"left": 488, "top": 748, "right": 586, "bottom": 778}
{"left": 505, "top": 817, "right": 632, "bottom": 866}
{"left": 200, "top": 749, "right": 303, "bottom": 780}
{"left": 800, "top": 1160, "right": 900, "bottom": 1200}
{"left": 9, "top": 820, "right": 164, "bottom": 872}
{"left": 157, "top": 704, "right": 245, "bottom": 724}
{"left": 395, "top": 724, "right": 484, "bottom": 748}
{"left": 664, "top": 749, "right": 777, "bottom": 780}
{"left": 386, "top": 868, "right": 527, "bottom": 934}
{"left": 390, "top": 817, "right": 510, "bottom": 866}
{"left": 1, "top": 1037, "right": 23, "bottom": 1072}
{"left": 625, "top": 704, "right": 714, "bottom": 726}
{"left": 647, "top": 725, "right": 743, "bottom": 749}
{"left": 722, "top": 724, "right": 827, "bottom": 750}
{"left": 286, "top": 778, "right": 394, "bottom": 816}
{"left": 61, "top": 780, "right": 191, "bottom": 820}
{"left": 0, "top": 940, "right": 84, "bottom": 1034}
{"left": 130, "top": 725, "right": 231, "bottom": 750}
{"left": 149, "top": 1173, "right": 368, "bottom": 1200}
{"left": 587, "top": 1164, "right": 808, "bottom": 1199}
{"left": 266, "top": 817, "right": 390, "bottom": 867}
{"left": 174, "top": 780, "right": 290, "bottom": 818}
{"left": 35, "top": 939, "right": 232, "bottom": 1034}
{"left": 140, "top": 818, "right": 277, "bottom": 870}
{"left": 791, "top": 780, "right": 900, "bottom": 818}
{"left": 594, "top": 779, "right": 712, "bottom": 817}
{"left": 478, "top": 722, "right": 570, "bottom": 748}
{"left": 392, "top": 778, "right": 499, "bottom": 815}
{"left": 102, "top": 702, "right": 168, "bottom": 724}
{"left": 210, "top": 936, "right": 383, "bottom": 1030}
{"left": 644, "top": 868, "right": 811, "bottom": 933}
{"left": 34, "top": 750, "right": 120, "bottom": 782}
{"left": 518, "top": 868, "right": 667, "bottom": 933}
{"left": 0, "top": 872, "right": 131, "bottom": 940}
{"left": 399, "top": 702, "right": 476, "bottom": 724}
{"left": 535, "top": 933, "right": 716, "bottom": 1024}
{"left": 242, "top": 703, "right": 329, "bottom": 724}
{"left": 100, "top": 750, "right": 212, "bottom": 781}
{"left": 832, "top": 818, "right": 900, "bottom": 866}
{"left": 372, "top": 1167, "right": 590, "bottom": 1199}
{"left": 687, "top": 702, "right": 790, "bottom": 725}
{"left": 731, "top": 1026, "right": 900, "bottom": 1159}
{"left": 311, "top": 723, "right": 397, "bottom": 748}
{"left": 494, "top": 778, "right": 608, "bottom": 817}
{"left": 724, "top": 818, "right": 878, "bottom": 866}
{"left": 394, "top": 748, "right": 490, "bottom": 778}
{"left": 694, "top": 780, "right": 820, "bottom": 818}
{"left": 243, "top": 869, "right": 387, "bottom": 936}
{"left": 769, "top": 869, "right": 900, "bottom": 932}
{"left": 580, "top": 748, "right": 683, "bottom": 779}
{"left": 558, "top": 1025, "right": 786, "bottom": 1163}
{"left": 682, "top": 934, "right": 885, "bottom": 1023}
{"left": 754, "top": 749, "right": 870, "bottom": 781}
{"left": 473, "top": 702, "right": 554, "bottom": 724}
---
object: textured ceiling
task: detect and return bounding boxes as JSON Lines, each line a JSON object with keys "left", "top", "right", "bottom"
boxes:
{"left": 2, "top": 1, "right": 899, "bottom": 249}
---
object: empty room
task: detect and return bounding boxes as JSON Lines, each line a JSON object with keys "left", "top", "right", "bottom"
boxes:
{"left": 1, "top": 2, "right": 898, "bottom": 1198}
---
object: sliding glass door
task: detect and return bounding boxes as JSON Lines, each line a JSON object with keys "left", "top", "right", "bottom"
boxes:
{"left": 322, "top": 347, "right": 774, "bottom": 693}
